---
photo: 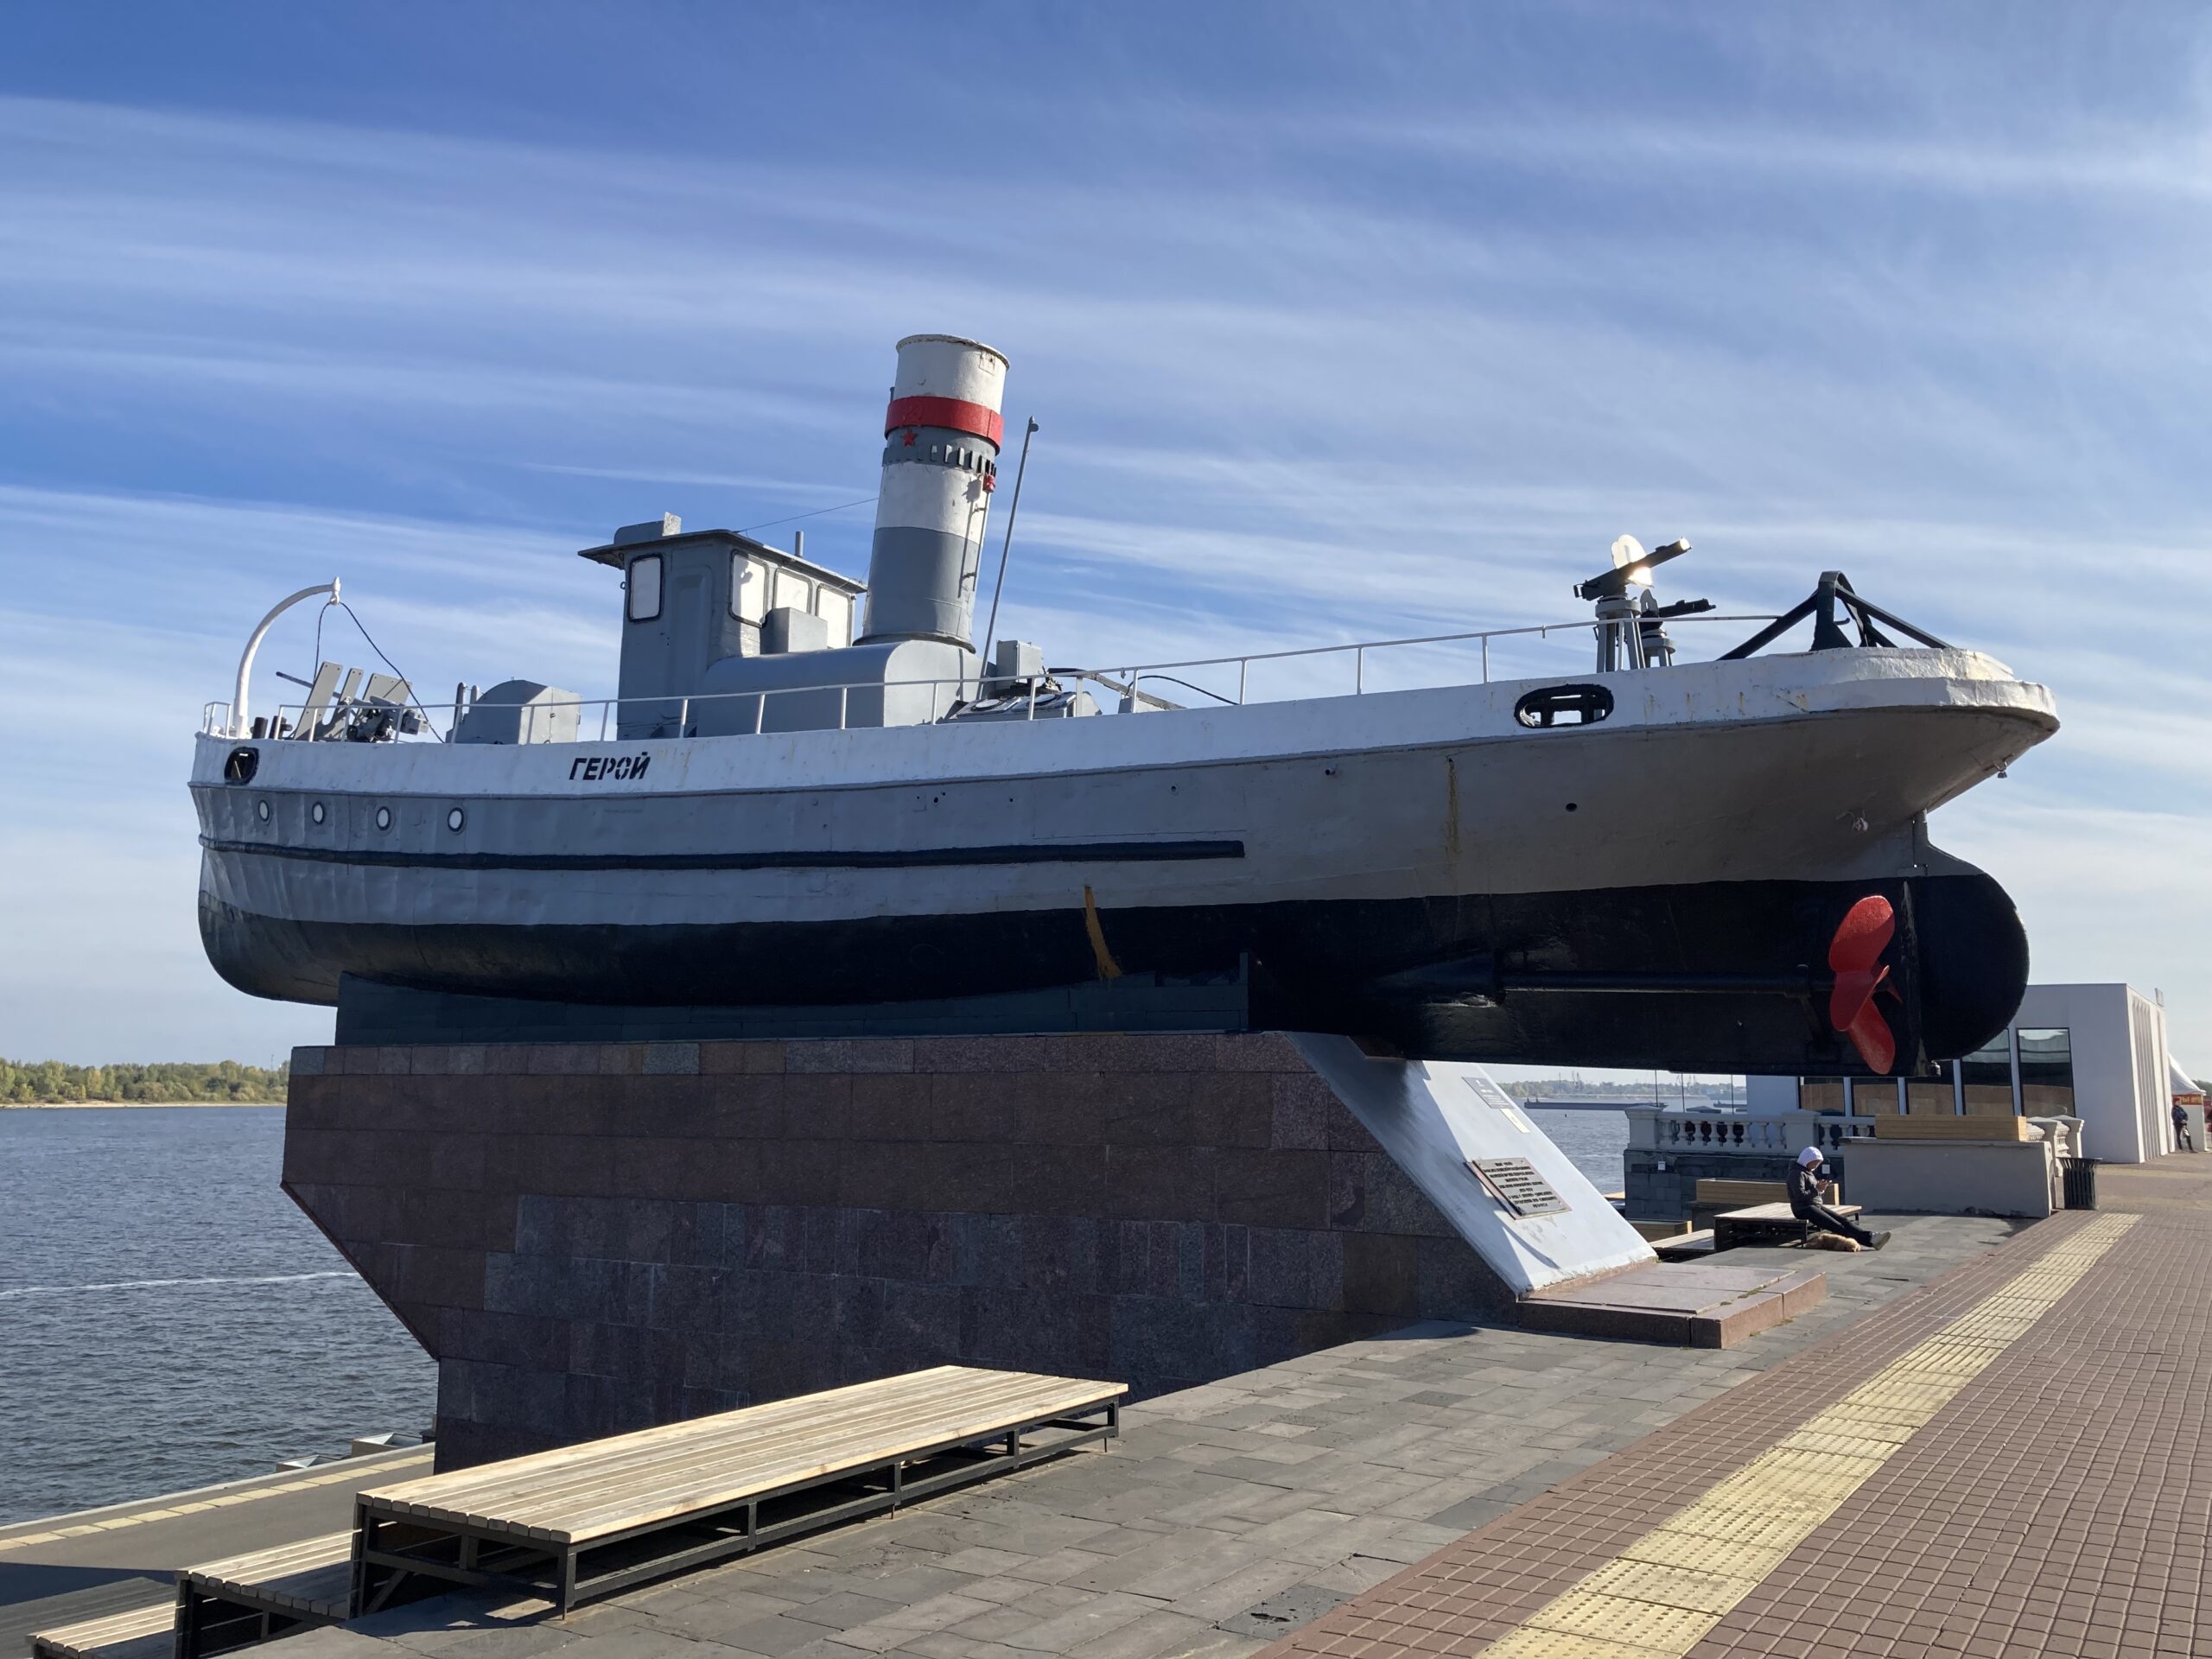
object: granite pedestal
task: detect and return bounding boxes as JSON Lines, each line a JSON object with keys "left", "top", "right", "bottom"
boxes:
{"left": 283, "top": 1033, "right": 1513, "bottom": 1470}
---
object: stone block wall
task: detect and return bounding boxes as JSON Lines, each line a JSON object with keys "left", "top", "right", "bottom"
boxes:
{"left": 283, "top": 1033, "right": 1510, "bottom": 1470}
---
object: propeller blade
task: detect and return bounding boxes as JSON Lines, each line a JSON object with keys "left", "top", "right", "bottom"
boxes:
{"left": 1845, "top": 995, "right": 1898, "bottom": 1074}
{"left": 1827, "top": 894, "right": 1899, "bottom": 1072}
{"left": 1829, "top": 962, "right": 1890, "bottom": 1038}
{"left": 1828, "top": 893, "right": 1896, "bottom": 973}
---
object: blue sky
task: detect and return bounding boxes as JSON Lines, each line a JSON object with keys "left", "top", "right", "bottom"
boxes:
{"left": 2, "top": 4, "right": 2206, "bottom": 1069}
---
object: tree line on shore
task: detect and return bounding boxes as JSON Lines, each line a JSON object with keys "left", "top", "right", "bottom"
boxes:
{"left": 1, "top": 1058, "right": 289, "bottom": 1104}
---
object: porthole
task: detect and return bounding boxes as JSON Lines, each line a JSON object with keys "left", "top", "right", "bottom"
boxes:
{"left": 1513, "top": 683, "right": 1616, "bottom": 729}
{"left": 310, "top": 801, "right": 327, "bottom": 825}
{"left": 447, "top": 807, "right": 466, "bottom": 832}
{"left": 255, "top": 799, "right": 271, "bottom": 823}
{"left": 375, "top": 806, "right": 392, "bottom": 831}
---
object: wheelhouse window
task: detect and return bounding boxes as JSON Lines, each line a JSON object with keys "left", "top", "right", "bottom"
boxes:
{"left": 731, "top": 555, "right": 768, "bottom": 623}
{"left": 626, "top": 553, "right": 663, "bottom": 622}
{"left": 772, "top": 568, "right": 811, "bottom": 613}
{"left": 2018, "top": 1027, "right": 2075, "bottom": 1115}
{"left": 814, "top": 586, "right": 854, "bottom": 646}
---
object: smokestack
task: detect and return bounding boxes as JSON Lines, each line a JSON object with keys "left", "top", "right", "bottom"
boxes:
{"left": 859, "top": 334, "right": 1007, "bottom": 646}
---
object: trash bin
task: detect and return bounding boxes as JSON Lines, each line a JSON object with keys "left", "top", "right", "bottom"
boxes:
{"left": 2062, "top": 1158, "right": 2098, "bottom": 1211}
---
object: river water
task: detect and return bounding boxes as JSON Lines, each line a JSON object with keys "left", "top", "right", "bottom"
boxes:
{"left": 0, "top": 1103, "right": 1630, "bottom": 1527}
{"left": 0, "top": 1108, "right": 434, "bottom": 1525}
{"left": 1522, "top": 1107, "right": 1630, "bottom": 1192}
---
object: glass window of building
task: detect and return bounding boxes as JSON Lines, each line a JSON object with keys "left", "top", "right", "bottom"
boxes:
{"left": 1961, "top": 1034, "right": 2016, "bottom": 1115}
{"left": 772, "top": 568, "right": 810, "bottom": 613}
{"left": 731, "top": 555, "right": 768, "bottom": 623}
{"left": 1847, "top": 1077, "right": 1904, "bottom": 1116}
{"left": 2017, "top": 1027, "right": 2075, "bottom": 1115}
{"left": 813, "top": 587, "right": 853, "bottom": 646}
{"left": 626, "top": 554, "right": 662, "bottom": 622}
{"left": 1907, "top": 1068, "right": 1956, "bottom": 1116}
{"left": 1799, "top": 1077, "right": 1847, "bottom": 1114}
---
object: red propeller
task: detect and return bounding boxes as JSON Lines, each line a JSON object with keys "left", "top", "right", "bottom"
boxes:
{"left": 1828, "top": 894, "right": 1897, "bottom": 1074}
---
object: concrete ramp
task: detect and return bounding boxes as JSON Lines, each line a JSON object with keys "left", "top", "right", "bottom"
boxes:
{"left": 1292, "top": 1035, "right": 1655, "bottom": 1294}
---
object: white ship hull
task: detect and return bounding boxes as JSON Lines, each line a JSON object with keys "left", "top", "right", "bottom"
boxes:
{"left": 192, "top": 647, "right": 2056, "bottom": 1071}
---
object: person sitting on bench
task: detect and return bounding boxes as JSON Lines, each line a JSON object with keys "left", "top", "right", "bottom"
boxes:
{"left": 1789, "top": 1147, "right": 1889, "bottom": 1250}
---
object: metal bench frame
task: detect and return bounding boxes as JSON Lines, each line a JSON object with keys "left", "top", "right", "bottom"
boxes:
{"left": 174, "top": 1589, "right": 332, "bottom": 1659}
{"left": 353, "top": 1398, "right": 1119, "bottom": 1616}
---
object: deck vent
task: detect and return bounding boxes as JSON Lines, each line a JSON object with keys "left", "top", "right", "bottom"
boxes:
{"left": 1514, "top": 683, "right": 1614, "bottom": 728}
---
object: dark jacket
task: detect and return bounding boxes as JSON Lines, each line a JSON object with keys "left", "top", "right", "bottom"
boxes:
{"left": 1786, "top": 1162, "right": 1827, "bottom": 1213}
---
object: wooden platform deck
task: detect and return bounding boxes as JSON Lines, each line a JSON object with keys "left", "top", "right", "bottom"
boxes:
{"left": 177, "top": 1532, "right": 353, "bottom": 1656}
{"left": 355, "top": 1365, "right": 1124, "bottom": 1613}
{"left": 27, "top": 1601, "right": 175, "bottom": 1659}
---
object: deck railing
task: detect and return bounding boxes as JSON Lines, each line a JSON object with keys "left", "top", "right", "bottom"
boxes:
{"left": 201, "top": 610, "right": 1789, "bottom": 741}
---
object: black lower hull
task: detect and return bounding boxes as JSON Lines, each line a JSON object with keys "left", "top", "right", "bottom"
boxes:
{"left": 205, "top": 868, "right": 2028, "bottom": 1074}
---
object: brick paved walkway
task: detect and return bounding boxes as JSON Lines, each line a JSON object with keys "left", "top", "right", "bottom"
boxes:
{"left": 272, "top": 1217, "right": 2013, "bottom": 1659}
{"left": 1259, "top": 1155, "right": 2212, "bottom": 1659}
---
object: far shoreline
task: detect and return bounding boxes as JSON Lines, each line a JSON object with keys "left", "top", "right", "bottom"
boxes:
{"left": 1, "top": 1099, "right": 285, "bottom": 1110}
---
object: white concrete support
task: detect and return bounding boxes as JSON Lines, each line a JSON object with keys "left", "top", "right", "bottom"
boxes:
{"left": 1292, "top": 1034, "right": 1654, "bottom": 1294}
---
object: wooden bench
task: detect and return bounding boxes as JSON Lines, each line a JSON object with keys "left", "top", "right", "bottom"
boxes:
{"left": 1876, "top": 1114, "right": 2038, "bottom": 1142}
{"left": 1713, "top": 1201, "right": 1863, "bottom": 1251}
{"left": 29, "top": 1603, "right": 176, "bottom": 1659}
{"left": 177, "top": 1532, "right": 353, "bottom": 1656}
{"left": 32, "top": 1534, "right": 358, "bottom": 1659}
{"left": 1689, "top": 1179, "right": 1787, "bottom": 1233}
{"left": 1691, "top": 1177, "right": 1848, "bottom": 1232}
{"left": 1695, "top": 1179, "right": 1790, "bottom": 1207}
{"left": 354, "top": 1364, "right": 1124, "bottom": 1615}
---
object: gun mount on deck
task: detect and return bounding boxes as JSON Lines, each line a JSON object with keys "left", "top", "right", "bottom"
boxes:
{"left": 1575, "top": 537, "right": 1713, "bottom": 671}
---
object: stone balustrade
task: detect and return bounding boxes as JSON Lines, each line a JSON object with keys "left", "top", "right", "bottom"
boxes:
{"left": 1625, "top": 1107, "right": 1878, "bottom": 1158}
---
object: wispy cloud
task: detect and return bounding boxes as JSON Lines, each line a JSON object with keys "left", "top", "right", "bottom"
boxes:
{"left": 0, "top": 6, "right": 2205, "bottom": 1061}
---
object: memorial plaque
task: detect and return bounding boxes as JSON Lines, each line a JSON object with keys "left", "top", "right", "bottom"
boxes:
{"left": 1469, "top": 1156, "right": 1571, "bottom": 1217}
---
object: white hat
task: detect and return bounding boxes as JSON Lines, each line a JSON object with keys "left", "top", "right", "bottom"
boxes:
{"left": 1798, "top": 1146, "right": 1825, "bottom": 1166}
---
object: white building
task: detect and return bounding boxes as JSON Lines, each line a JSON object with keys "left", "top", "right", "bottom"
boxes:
{"left": 1745, "top": 982, "right": 2179, "bottom": 1165}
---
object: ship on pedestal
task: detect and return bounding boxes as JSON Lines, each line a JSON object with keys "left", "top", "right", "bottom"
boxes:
{"left": 190, "top": 334, "right": 2056, "bottom": 1075}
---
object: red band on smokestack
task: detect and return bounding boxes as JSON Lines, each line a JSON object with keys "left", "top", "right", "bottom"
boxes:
{"left": 885, "top": 397, "right": 1004, "bottom": 447}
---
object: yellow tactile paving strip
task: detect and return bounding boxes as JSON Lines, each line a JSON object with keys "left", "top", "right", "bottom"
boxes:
{"left": 0, "top": 1449, "right": 432, "bottom": 1554}
{"left": 1469, "top": 1213, "right": 2135, "bottom": 1657}
{"left": 1264, "top": 1213, "right": 2139, "bottom": 1659}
